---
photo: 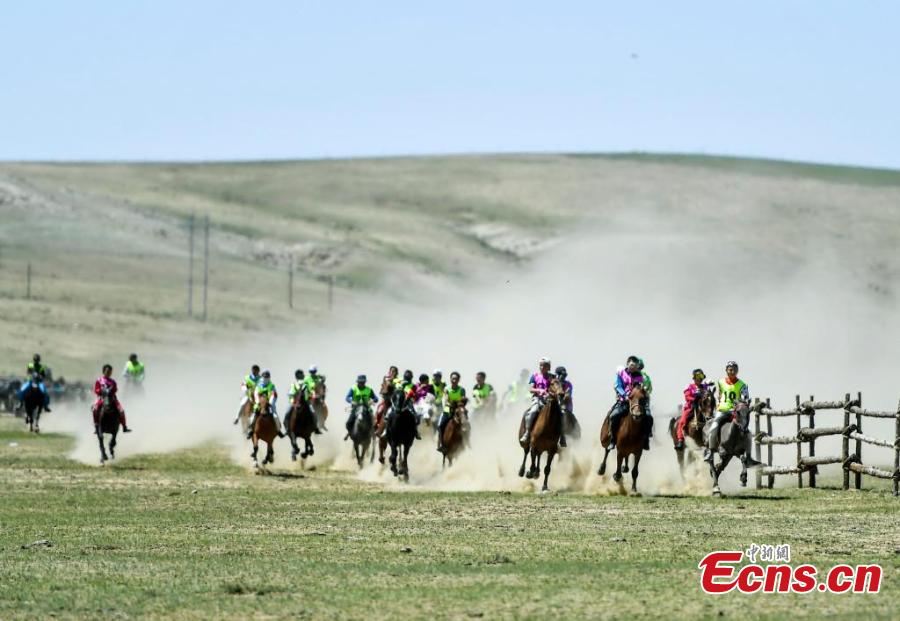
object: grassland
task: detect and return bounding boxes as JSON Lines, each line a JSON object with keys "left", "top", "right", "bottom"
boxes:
{"left": 1, "top": 417, "right": 897, "bottom": 620}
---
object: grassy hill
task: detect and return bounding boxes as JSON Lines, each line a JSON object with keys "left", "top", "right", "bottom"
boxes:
{"left": 1, "top": 154, "right": 899, "bottom": 377}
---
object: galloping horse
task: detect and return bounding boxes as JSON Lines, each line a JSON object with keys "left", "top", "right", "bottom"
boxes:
{"left": 96, "top": 390, "right": 121, "bottom": 464}
{"left": 668, "top": 386, "right": 716, "bottom": 471}
{"left": 348, "top": 402, "right": 374, "bottom": 468}
{"left": 598, "top": 384, "right": 648, "bottom": 492}
{"left": 250, "top": 395, "right": 278, "bottom": 469}
{"left": 440, "top": 400, "right": 470, "bottom": 468}
{"left": 22, "top": 373, "right": 44, "bottom": 433}
{"left": 310, "top": 376, "right": 329, "bottom": 431}
{"left": 374, "top": 378, "right": 393, "bottom": 465}
{"left": 286, "top": 392, "right": 317, "bottom": 462}
{"left": 385, "top": 388, "right": 417, "bottom": 480}
{"left": 704, "top": 400, "right": 754, "bottom": 495}
{"left": 517, "top": 378, "right": 565, "bottom": 492}
{"left": 237, "top": 398, "right": 254, "bottom": 434}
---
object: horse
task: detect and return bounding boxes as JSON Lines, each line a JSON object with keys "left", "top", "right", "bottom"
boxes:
{"left": 517, "top": 378, "right": 565, "bottom": 492}
{"left": 440, "top": 400, "right": 470, "bottom": 468}
{"left": 563, "top": 409, "right": 581, "bottom": 441}
{"left": 703, "top": 400, "right": 754, "bottom": 495}
{"left": 374, "top": 378, "right": 394, "bottom": 465}
{"left": 598, "top": 384, "right": 648, "bottom": 493}
{"left": 348, "top": 402, "right": 374, "bottom": 468}
{"left": 22, "top": 373, "right": 45, "bottom": 433}
{"left": 96, "top": 392, "right": 121, "bottom": 464}
{"left": 414, "top": 393, "right": 440, "bottom": 430}
{"left": 250, "top": 395, "right": 279, "bottom": 469}
{"left": 286, "top": 393, "right": 317, "bottom": 462}
{"left": 237, "top": 398, "right": 254, "bottom": 434}
{"left": 385, "top": 388, "right": 417, "bottom": 480}
{"left": 668, "top": 386, "right": 716, "bottom": 471}
{"left": 310, "top": 376, "right": 329, "bottom": 431}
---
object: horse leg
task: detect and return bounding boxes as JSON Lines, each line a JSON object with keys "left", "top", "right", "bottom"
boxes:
{"left": 613, "top": 453, "right": 623, "bottom": 483}
{"left": 631, "top": 451, "right": 642, "bottom": 493}
{"left": 518, "top": 446, "right": 529, "bottom": 478}
{"left": 251, "top": 440, "right": 260, "bottom": 468}
{"left": 97, "top": 432, "right": 108, "bottom": 463}
{"left": 598, "top": 445, "right": 611, "bottom": 476}
{"left": 290, "top": 432, "right": 299, "bottom": 461}
{"left": 622, "top": 454, "right": 629, "bottom": 474}
{"left": 308, "top": 437, "right": 315, "bottom": 457}
{"left": 542, "top": 450, "right": 556, "bottom": 492}
{"left": 265, "top": 442, "right": 274, "bottom": 465}
{"left": 389, "top": 444, "right": 398, "bottom": 476}
{"left": 526, "top": 450, "right": 537, "bottom": 479}
{"left": 739, "top": 456, "right": 748, "bottom": 487}
{"left": 110, "top": 433, "right": 117, "bottom": 459}
{"left": 401, "top": 442, "right": 410, "bottom": 478}
{"left": 676, "top": 448, "right": 685, "bottom": 472}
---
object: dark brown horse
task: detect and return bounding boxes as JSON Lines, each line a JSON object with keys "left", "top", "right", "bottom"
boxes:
{"left": 374, "top": 378, "right": 393, "bottom": 465}
{"left": 22, "top": 373, "right": 44, "bottom": 434}
{"left": 517, "top": 378, "right": 565, "bottom": 492}
{"left": 96, "top": 392, "right": 121, "bottom": 464}
{"left": 440, "top": 399, "right": 470, "bottom": 468}
{"left": 348, "top": 402, "right": 374, "bottom": 468}
{"left": 668, "top": 386, "right": 716, "bottom": 470}
{"left": 251, "top": 395, "right": 278, "bottom": 469}
{"left": 286, "top": 392, "right": 317, "bottom": 462}
{"left": 310, "top": 376, "right": 329, "bottom": 431}
{"left": 598, "top": 384, "right": 647, "bottom": 492}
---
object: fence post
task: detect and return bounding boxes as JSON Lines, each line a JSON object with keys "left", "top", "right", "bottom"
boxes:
{"left": 26, "top": 262, "right": 32, "bottom": 299}
{"left": 842, "top": 393, "right": 850, "bottom": 491}
{"left": 855, "top": 391, "right": 862, "bottom": 490}
{"left": 288, "top": 255, "right": 294, "bottom": 310}
{"left": 894, "top": 399, "right": 899, "bottom": 498}
{"left": 808, "top": 394, "right": 816, "bottom": 488}
{"left": 795, "top": 395, "right": 803, "bottom": 489}
{"left": 328, "top": 275, "right": 334, "bottom": 312}
{"left": 187, "top": 214, "right": 195, "bottom": 317}
{"left": 202, "top": 215, "right": 209, "bottom": 322}
{"left": 754, "top": 398, "right": 761, "bottom": 490}
{"left": 766, "top": 398, "right": 774, "bottom": 489}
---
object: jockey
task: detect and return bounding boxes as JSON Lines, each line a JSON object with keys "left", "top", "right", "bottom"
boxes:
{"left": 122, "top": 353, "right": 145, "bottom": 385}
{"left": 400, "top": 369, "right": 415, "bottom": 393}
{"left": 608, "top": 355, "right": 651, "bottom": 450}
{"left": 233, "top": 364, "right": 260, "bottom": 425}
{"left": 706, "top": 361, "right": 762, "bottom": 466}
{"left": 20, "top": 353, "right": 51, "bottom": 412}
{"left": 92, "top": 363, "right": 131, "bottom": 432}
{"left": 303, "top": 364, "right": 323, "bottom": 396}
{"left": 430, "top": 369, "right": 446, "bottom": 404}
{"left": 502, "top": 368, "right": 530, "bottom": 408}
{"left": 674, "top": 368, "right": 712, "bottom": 449}
{"left": 471, "top": 371, "right": 495, "bottom": 416}
{"left": 413, "top": 373, "right": 435, "bottom": 403}
{"left": 519, "top": 358, "right": 555, "bottom": 445}
{"left": 246, "top": 370, "right": 284, "bottom": 439}
{"left": 385, "top": 366, "right": 399, "bottom": 386}
{"left": 437, "top": 371, "right": 466, "bottom": 452}
{"left": 553, "top": 366, "right": 573, "bottom": 448}
{"left": 344, "top": 374, "right": 378, "bottom": 439}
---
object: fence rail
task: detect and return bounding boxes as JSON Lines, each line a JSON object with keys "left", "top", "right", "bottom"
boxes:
{"left": 752, "top": 392, "right": 900, "bottom": 496}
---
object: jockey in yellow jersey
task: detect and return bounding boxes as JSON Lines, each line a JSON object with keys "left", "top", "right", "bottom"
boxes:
{"left": 705, "top": 361, "right": 762, "bottom": 467}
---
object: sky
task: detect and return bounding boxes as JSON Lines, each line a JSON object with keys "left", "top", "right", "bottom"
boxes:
{"left": 1, "top": 1, "right": 898, "bottom": 167}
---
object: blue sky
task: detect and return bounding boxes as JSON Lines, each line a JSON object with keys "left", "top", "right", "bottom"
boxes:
{"left": 1, "top": 1, "right": 897, "bottom": 167}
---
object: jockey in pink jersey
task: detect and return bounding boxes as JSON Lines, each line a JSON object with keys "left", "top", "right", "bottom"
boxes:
{"left": 519, "top": 357, "right": 566, "bottom": 447}
{"left": 608, "top": 355, "right": 651, "bottom": 450}
{"left": 92, "top": 364, "right": 131, "bottom": 432}
{"left": 674, "top": 368, "right": 713, "bottom": 449}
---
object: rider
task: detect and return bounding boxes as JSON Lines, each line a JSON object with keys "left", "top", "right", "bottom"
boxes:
{"left": 519, "top": 358, "right": 563, "bottom": 446}
{"left": 471, "top": 371, "right": 495, "bottom": 417}
{"left": 400, "top": 369, "right": 415, "bottom": 393}
{"left": 20, "top": 353, "right": 51, "bottom": 412}
{"left": 302, "top": 365, "right": 325, "bottom": 434}
{"left": 233, "top": 364, "right": 260, "bottom": 425}
{"left": 706, "top": 361, "right": 762, "bottom": 466}
{"left": 502, "top": 368, "right": 530, "bottom": 409}
{"left": 430, "top": 369, "right": 446, "bottom": 404}
{"left": 608, "top": 355, "right": 651, "bottom": 450}
{"left": 437, "top": 371, "right": 466, "bottom": 452}
{"left": 92, "top": 363, "right": 131, "bottom": 432}
{"left": 555, "top": 366, "right": 573, "bottom": 447}
{"left": 674, "top": 368, "right": 712, "bottom": 449}
{"left": 344, "top": 374, "right": 378, "bottom": 439}
{"left": 246, "top": 370, "right": 285, "bottom": 439}
{"left": 413, "top": 373, "right": 435, "bottom": 403}
{"left": 122, "top": 353, "right": 145, "bottom": 386}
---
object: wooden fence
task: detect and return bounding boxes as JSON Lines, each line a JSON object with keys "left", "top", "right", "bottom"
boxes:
{"left": 752, "top": 393, "right": 900, "bottom": 496}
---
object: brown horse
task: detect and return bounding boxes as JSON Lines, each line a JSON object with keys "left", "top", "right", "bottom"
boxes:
{"left": 251, "top": 395, "right": 278, "bottom": 469}
{"left": 598, "top": 384, "right": 647, "bottom": 492}
{"left": 96, "top": 393, "right": 121, "bottom": 464}
{"left": 374, "top": 378, "right": 393, "bottom": 465}
{"left": 309, "top": 376, "right": 329, "bottom": 431}
{"left": 237, "top": 399, "right": 254, "bottom": 434}
{"left": 668, "top": 386, "right": 716, "bottom": 470}
{"left": 440, "top": 400, "right": 470, "bottom": 468}
{"left": 286, "top": 393, "right": 317, "bottom": 462}
{"left": 517, "top": 378, "right": 565, "bottom": 492}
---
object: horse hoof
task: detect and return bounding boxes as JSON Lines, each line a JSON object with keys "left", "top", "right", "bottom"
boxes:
{"left": 518, "top": 467, "right": 525, "bottom": 478}
{"left": 712, "top": 486, "right": 721, "bottom": 496}
{"left": 291, "top": 454, "right": 297, "bottom": 462}
{"left": 598, "top": 466, "right": 606, "bottom": 476}
{"left": 622, "top": 465, "right": 629, "bottom": 474}
{"left": 613, "top": 473, "right": 622, "bottom": 483}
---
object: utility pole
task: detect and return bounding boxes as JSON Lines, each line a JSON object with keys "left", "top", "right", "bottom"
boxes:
{"left": 26, "top": 262, "right": 31, "bottom": 300}
{"left": 328, "top": 275, "right": 333, "bottom": 312}
{"left": 202, "top": 215, "right": 209, "bottom": 322}
{"left": 187, "top": 214, "right": 195, "bottom": 317}
{"left": 288, "top": 254, "right": 294, "bottom": 309}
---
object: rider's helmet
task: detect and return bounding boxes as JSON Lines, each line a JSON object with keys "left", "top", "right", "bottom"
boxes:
{"left": 356, "top": 374, "right": 367, "bottom": 383}
{"left": 725, "top": 360, "right": 739, "bottom": 372}
{"left": 261, "top": 369, "right": 271, "bottom": 380}
{"left": 692, "top": 368, "right": 706, "bottom": 380}
{"left": 403, "top": 369, "right": 414, "bottom": 382}
{"left": 251, "top": 364, "right": 260, "bottom": 374}
{"left": 555, "top": 366, "right": 567, "bottom": 378}
{"left": 432, "top": 368, "right": 443, "bottom": 378}
{"left": 418, "top": 373, "right": 429, "bottom": 383}
{"left": 129, "top": 353, "right": 138, "bottom": 361}
{"left": 309, "top": 365, "right": 318, "bottom": 374}
{"left": 102, "top": 363, "right": 113, "bottom": 375}
{"left": 294, "top": 369, "right": 304, "bottom": 380}
{"left": 539, "top": 357, "right": 550, "bottom": 365}
{"left": 450, "top": 371, "right": 461, "bottom": 381}
{"left": 33, "top": 353, "right": 41, "bottom": 363}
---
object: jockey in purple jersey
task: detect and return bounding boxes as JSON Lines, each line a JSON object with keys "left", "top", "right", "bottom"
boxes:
{"left": 608, "top": 355, "right": 653, "bottom": 450}
{"left": 519, "top": 357, "right": 566, "bottom": 448}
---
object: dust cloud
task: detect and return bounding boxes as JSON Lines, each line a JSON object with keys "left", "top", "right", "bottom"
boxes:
{"left": 45, "top": 219, "right": 900, "bottom": 496}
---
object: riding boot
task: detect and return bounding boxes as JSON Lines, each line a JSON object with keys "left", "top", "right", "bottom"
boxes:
{"left": 519, "top": 412, "right": 534, "bottom": 444}
{"left": 559, "top": 433, "right": 567, "bottom": 448}
{"left": 246, "top": 413, "right": 259, "bottom": 439}
{"left": 608, "top": 417, "right": 620, "bottom": 449}
{"left": 674, "top": 439, "right": 685, "bottom": 450}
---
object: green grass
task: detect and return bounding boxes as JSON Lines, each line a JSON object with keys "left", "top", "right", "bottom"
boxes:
{"left": 0, "top": 417, "right": 897, "bottom": 620}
